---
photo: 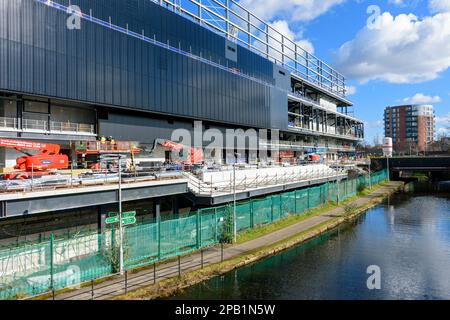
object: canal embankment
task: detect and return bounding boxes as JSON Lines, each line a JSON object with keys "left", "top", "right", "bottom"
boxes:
{"left": 46, "top": 180, "right": 402, "bottom": 300}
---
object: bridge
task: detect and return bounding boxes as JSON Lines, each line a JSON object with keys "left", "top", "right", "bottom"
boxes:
{"left": 371, "top": 156, "right": 450, "bottom": 179}
{"left": 0, "top": 179, "right": 188, "bottom": 218}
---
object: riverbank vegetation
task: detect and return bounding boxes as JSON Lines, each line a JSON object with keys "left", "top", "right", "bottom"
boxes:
{"left": 236, "top": 180, "right": 389, "bottom": 244}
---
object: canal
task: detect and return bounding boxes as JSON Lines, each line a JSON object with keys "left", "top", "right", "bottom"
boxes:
{"left": 172, "top": 191, "right": 450, "bottom": 300}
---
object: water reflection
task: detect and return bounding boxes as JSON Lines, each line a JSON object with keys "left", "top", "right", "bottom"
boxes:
{"left": 172, "top": 193, "right": 450, "bottom": 300}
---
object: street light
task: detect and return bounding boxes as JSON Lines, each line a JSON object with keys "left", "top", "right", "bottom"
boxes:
{"left": 233, "top": 152, "right": 240, "bottom": 243}
{"left": 100, "top": 154, "right": 127, "bottom": 274}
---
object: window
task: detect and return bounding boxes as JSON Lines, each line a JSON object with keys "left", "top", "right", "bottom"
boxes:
{"left": 24, "top": 100, "right": 49, "bottom": 114}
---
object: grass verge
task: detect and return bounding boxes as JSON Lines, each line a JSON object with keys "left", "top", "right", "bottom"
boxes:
{"left": 236, "top": 181, "right": 389, "bottom": 244}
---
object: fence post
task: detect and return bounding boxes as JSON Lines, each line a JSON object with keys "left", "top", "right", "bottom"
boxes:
{"left": 201, "top": 249, "right": 204, "bottom": 269}
{"left": 199, "top": 210, "right": 202, "bottom": 248}
{"left": 279, "top": 194, "right": 283, "bottom": 217}
{"left": 307, "top": 188, "right": 310, "bottom": 209}
{"left": 214, "top": 208, "right": 218, "bottom": 242}
{"left": 271, "top": 196, "right": 274, "bottom": 222}
{"left": 250, "top": 201, "right": 254, "bottom": 229}
{"left": 157, "top": 216, "right": 161, "bottom": 261}
{"left": 50, "top": 233, "right": 54, "bottom": 296}
{"left": 125, "top": 270, "right": 128, "bottom": 293}
{"left": 294, "top": 191, "right": 297, "bottom": 214}
{"left": 196, "top": 210, "right": 200, "bottom": 249}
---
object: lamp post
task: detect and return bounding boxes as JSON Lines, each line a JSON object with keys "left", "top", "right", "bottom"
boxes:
{"left": 118, "top": 156, "right": 124, "bottom": 275}
{"left": 100, "top": 154, "right": 126, "bottom": 274}
{"left": 233, "top": 152, "right": 239, "bottom": 244}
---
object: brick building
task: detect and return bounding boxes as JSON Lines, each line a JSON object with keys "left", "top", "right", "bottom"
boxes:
{"left": 384, "top": 105, "right": 435, "bottom": 153}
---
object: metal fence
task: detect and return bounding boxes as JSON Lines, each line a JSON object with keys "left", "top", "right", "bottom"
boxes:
{"left": 0, "top": 170, "right": 388, "bottom": 300}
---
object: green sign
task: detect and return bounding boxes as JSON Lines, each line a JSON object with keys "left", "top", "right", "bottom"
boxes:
{"left": 122, "top": 217, "right": 137, "bottom": 226}
{"left": 105, "top": 212, "right": 136, "bottom": 226}
{"left": 123, "top": 211, "right": 137, "bottom": 218}
{"left": 105, "top": 214, "right": 119, "bottom": 224}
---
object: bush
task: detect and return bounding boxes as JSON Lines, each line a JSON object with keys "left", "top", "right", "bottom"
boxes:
{"left": 357, "top": 182, "right": 366, "bottom": 193}
{"left": 218, "top": 210, "right": 234, "bottom": 244}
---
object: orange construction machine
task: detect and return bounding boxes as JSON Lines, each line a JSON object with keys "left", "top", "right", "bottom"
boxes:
{"left": 0, "top": 138, "right": 69, "bottom": 179}
{"left": 158, "top": 139, "right": 203, "bottom": 164}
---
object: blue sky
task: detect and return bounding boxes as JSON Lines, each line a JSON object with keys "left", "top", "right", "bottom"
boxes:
{"left": 237, "top": 0, "right": 450, "bottom": 144}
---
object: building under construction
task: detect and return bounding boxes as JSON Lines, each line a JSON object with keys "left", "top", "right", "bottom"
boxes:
{"left": 0, "top": 0, "right": 370, "bottom": 299}
{"left": 0, "top": 0, "right": 363, "bottom": 169}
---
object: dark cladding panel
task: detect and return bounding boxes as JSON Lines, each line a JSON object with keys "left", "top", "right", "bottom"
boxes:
{"left": 0, "top": 0, "right": 275, "bottom": 129}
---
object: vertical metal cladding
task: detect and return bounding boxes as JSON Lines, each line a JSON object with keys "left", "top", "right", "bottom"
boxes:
{"left": 0, "top": 0, "right": 275, "bottom": 129}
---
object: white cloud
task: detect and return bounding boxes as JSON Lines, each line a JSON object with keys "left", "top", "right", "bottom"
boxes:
{"left": 333, "top": 11, "right": 450, "bottom": 84}
{"left": 436, "top": 127, "right": 450, "bottom": 136}
{"left": 429, "top": 0, "right": 450, "bottom": 13}
{"left": 268, "top": 20, "right": 315, "bottom": 54}
{"left": 346, "top": 85, "right": 357, "bottom": 95}
{"left": 436, "top": 112, "right": 450, "bottom": 126}
{"left": 237, "top": 0, "right": 346, "bottom": 22}
{"left": 389, "top": 0, "right": 405, "bottom": 5}
{"left": 402, "top": 93, "right": 441, "bottom": 104}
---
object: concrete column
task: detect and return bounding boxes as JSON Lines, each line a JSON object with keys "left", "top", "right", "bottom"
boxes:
{"left": 153, "top": 198, "right": 161, "bottom": 219}
{"left": 98, "top": 205, "right": 108, "bottom": 234}
{"left": 97, "top": 205, "right": 110, "bottom": 251}
{"left": 172, "top": 196, "right": 179, "bottom": 215}
{"left": 16, "top": 96, "right": 23, "bottom": 131}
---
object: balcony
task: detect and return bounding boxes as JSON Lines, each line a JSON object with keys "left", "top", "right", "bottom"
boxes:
{"left": 260, "top": 139, "right": 356, "bottom": 153}
{"left": 287, "top": 123, "right": 363, "bottom": 141}
{"left": 0, "top": 117, "right": 95, "bottom": 136}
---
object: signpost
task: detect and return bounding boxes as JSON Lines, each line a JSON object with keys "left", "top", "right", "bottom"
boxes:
{"left": 105, "top": 211, "right": 136, "bottom": 226}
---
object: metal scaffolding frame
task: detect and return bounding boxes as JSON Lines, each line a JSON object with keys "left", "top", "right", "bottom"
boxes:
{"left": 287, "top": 98, "right": 364, "bottom": 142}
{"left": 156, "top": 0, "right": 347, "bottom": 97}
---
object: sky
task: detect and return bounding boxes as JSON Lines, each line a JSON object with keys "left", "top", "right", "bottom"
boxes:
{"left": 236, "top": 0, "right": 450, "bottom": 144}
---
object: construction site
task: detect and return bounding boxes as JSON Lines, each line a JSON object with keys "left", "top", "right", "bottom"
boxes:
{"left": 0, "top": 0, "right": 370, "bottom": 299}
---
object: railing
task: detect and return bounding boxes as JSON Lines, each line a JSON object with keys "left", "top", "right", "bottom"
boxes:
{"left": 0, "top": 117, "right": 95, "bottom": 135}
{"left": 259, "top": 139, "right": 356, "bottom": 152}
{"left": 0, "top": 117, "right": 17, "bottom": 130}
{"left": 154, "top": 0, "right": 347, "bottom": 97}
{"left": 22, "top": 119, "right": 47, "bottom": 131}
{"left": 50, "top": 122, "right": 95, "bottom": 134}
{"left": 287, "top": 124, "right": 363, "bottom": 141}
{"left": 183, "top": 166, "right": 344, "bottom": 196}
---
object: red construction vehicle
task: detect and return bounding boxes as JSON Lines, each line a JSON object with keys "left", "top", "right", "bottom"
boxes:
{"left": 0, "top": 138, "right": 69, "bottom": 179}
{"left": 157, "top": 139, "right": 203, "bottom": 164}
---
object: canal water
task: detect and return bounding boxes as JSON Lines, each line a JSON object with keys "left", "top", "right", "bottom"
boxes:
{"left": 172, "top": 191, "right": 450, "bottom": 300}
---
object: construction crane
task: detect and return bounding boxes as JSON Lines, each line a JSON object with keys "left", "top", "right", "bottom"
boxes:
{"left": 0, "top": 138, "right": 69, "bottom": 179}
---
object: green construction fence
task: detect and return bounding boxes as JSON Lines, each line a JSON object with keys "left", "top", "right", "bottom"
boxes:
{"left": 0, "top": 170, "right": 388, "bottom": 299}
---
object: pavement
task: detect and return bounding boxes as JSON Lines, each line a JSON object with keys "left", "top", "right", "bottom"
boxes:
{"left": 49, "top": 181, "right": 402, "bottom": 300}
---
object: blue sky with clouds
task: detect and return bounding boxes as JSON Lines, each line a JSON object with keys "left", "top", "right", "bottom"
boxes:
{"left": 237, "top": 0, "right": 450, "bottom": 144}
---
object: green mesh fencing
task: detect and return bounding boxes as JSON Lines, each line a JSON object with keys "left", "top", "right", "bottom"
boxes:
{"left": 271, "top": 194, "right": 282, "bottom": 221}
{"left": 236, "top": 202, "right": 252, "bottom": 231}
{"left": 252, "top": 197, "right": 273, "bottom": 226}
{"left": 0, "top": 232, "right": 112, "bottom": 300}
{"left": 281, "top": 191, "right": 296, "bottom": 216}
{"left": 295, "top": 189, "right": 309, "bottom": 214}
{"left": 0, "top": 170, "right": 388, "bottom": 300}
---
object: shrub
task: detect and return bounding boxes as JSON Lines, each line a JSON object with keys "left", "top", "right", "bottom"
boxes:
{"left": 357, "top": 182, "right": 366, "bottom": 193}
